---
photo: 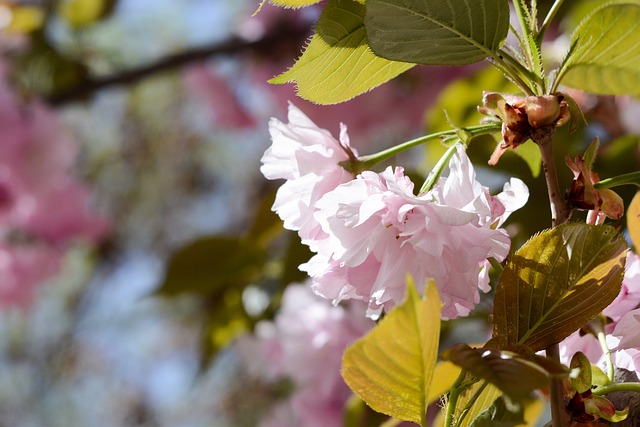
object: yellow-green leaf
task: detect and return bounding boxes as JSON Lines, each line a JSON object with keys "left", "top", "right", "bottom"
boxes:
{"left": 627, "top": 191, "right": 640, "bottom": 250}
{"left": 429, "top": 362, "right": 462, "bottom": 403}
{"left": 491, "top": 223, "right": 627, "bottom": 351}
{"left": 559, "top": 3, "right": 640, "bottom": 96}
{"left": 342, "top": 279, "right": 441, "bottom": 426}
{"left": 3, "top": 6, "right": 45, "bottom": 33}
{"left": 270, "top": 0, "right": 413, "bottom": 104}
{"left": 433, "top": 383, "right": 502, "bottom": 427}
{"left": 268, "top": 0, "right": 324, "bottom": 6}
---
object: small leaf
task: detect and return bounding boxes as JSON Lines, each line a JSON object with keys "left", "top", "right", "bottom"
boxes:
{"left": 268, "top": 0, "right": 323, "bottom": 7}
{"left": 569, "top": 352, "right": 592, "bottom": 394}
{"left": 491, "top": 223, "right": 627, "bottom": 351}
{"left": 469, "top": 396, "right": 525, "bottom": 427}
{"left": 440, "top": 344, "right": 567, "bottom": 400}
{"left": 559, "top": 3, "right": 640, "bottom": 96}
{"left": 342, "top": 279, "right": 441, "bottom": 425}
{"left": 270, "top": 0, "right": 413, "bottom": 104}
{"left": 627, "top": 192, "right": 640, "bottom": 250}
{"left": 591, "top": 365, "right": 610, "bottom": 388}
{"left": 429, "top": 362, "right": 462, "bottom": 403}
{"left": 158, "top": 237, "right": 266, "bottom": 295}
{"left": 433, "top": 383, "right": 502, "bottom": 427}
{"left": 365, "top": 0, "right": 510, "bottom": 65}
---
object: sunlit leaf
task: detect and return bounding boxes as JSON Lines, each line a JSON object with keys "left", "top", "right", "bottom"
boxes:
{"left": 268, "top": 0, "right": 329, "bottom": 6}
{"left": 158, "top": 236, "right": 266, "bottom": 295}
{"left": 365, "top": 0, "right": 509, "bottom": 65}
{"left": 559, "top": 3, "right": 640, "bottom": 96}
{"left": 433, "top": 383, "right": 502, "bottom": 427}
{"left": 342, "top": 279, "right": 441, "bottom": 425}
{"left": 429, "top": 361, "right": 462, "bottom": 403}
{"left": 270, "top": 0, "right": 413, "bottom": 104}
{"left": 440, "top": 344, "right": 567, "bottom": 400}
{"left": 58, "top": 0, "right": 117, "bottom": 28}
{"left": 3, "top": 6, "right": 44, "bottom": 33}
{"left": 627, "top": 192, "right": 640, "bottom": 250}
{"left": 491, "top": 223, "right": 627, "bottom": 351}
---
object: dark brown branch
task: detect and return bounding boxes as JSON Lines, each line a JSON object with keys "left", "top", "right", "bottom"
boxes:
{"left": 46, "top": 25, "right": 310, "bottom": 106}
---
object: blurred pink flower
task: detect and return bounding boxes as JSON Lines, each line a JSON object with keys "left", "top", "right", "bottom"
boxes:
{"left": 261, "top": 102, "right": 357, "bottom": 250}
{"left": 238, "top": 283, "right": 373, "bottom": 427}
{"left": 0, "top": 243, "right": 62, "bottom": 309}
{"left": 305, "top": 145, "right": 528, "bottom": 319}
{"left": 0, "top": 67, "right": 109, "bottom": 308}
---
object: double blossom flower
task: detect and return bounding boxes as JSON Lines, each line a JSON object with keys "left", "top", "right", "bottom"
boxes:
{"left": 261, "top": 103, "right": 529, "bottom": 319}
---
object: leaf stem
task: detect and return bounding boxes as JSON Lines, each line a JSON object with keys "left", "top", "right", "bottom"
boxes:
{"left": 538, "top": 0, "right": 566, "bottom": 43}
{"left": 593, "top": 382, "right": 640, "bottom": 396}
{"left": 445, "top": 370, "right": 467, "bottom": 427}
{"left": 487, "top": 55, "right": 536, "bottom": 96}
{"left": 488, "top": 257, "right": 504, "bottom": 275}
{"left": 344, "top": 124, "right": 501, "bottom": 174}
{"left": 419, "top": 144, "right": 458, "bottom": 194}
{"left": 597, "top": 329, "right": 615, "bottom": 382}
{"left": 594, "top": 171, "right": 640, "bottom": 190}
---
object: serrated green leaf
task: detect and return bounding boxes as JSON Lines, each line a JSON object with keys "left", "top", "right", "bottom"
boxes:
{"left": 559, "top": 3, "right": 640, "bottom": 96}
{"left": 365, "top": 0, "right": 509, "bottom": 65}
{"left": 342, "top": 279, "right": 441, "bottom": 426}
{"left": 440, "top": 344, "right": 567, "bottom": 400}
{"left": 268, "top": 0, "right": 323, "bottom": 7}
{"left": 491, "top": 223, "right": 627, "bottom": 351}
{"left": 270, "top": 0, "right": 413, "bottom": 104}
{"left": 158, "top": 237, "right": 265, "bottom": 295}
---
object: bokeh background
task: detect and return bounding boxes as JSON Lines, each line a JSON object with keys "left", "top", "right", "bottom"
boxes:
{"left": 0, "top": 1, "right": 638, "bottom": 426}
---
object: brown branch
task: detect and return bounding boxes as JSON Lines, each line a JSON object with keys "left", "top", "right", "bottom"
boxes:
{"left": 45, "top": 25, "right": 310, "bottom": 106}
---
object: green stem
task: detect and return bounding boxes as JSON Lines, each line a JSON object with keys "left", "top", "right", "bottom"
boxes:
{"left": 538, "top": 0, "right": 566, "bottom": 43}
{"left": 488, "top": 257, "right": 504, "bottom": 275}
{"left": 593, "top": 382, "right": 640, "bottom": 396}
{"left": 594, "top": 171, "right": 640, "bottom": 190}
{"left": 487, "top": 54, "right": 536, "bottom": 96}
{"left": 498, "top": 48, "right": 544, "bottom": 91}
{"left": 419, "top": 144, "right": 458, "bottom": 194}
{"left": 345, "top": 124, "right": 501, "bottom": 174}
{"left": 445, "top": 370, "right": 467, "bottom": 427}
{"left": 596, "top": 329, "right": 615, "bottom": 382}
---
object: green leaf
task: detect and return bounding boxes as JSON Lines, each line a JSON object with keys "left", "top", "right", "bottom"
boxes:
{"left": 365, "top": 0, "right": 509, "bottom": 65}
{"left": 158, "top": 236, "right": 266, "bottom": 295}
{"left": 469, "top": 396, "right": 525, "bottom": 427}
{"left": 491, "top": 223, "right": 627, "bottom": 351}
{"left": 559, "top": 3, "right": 640, "bottom": 96}
{"left": 434, "top": 383, "right": 502, "bottom": 427}
{"left": 569, "top": 352, "right": 592, "bottom": 394}
{"left": 270, "top": 0, "right": 413, "bottom": 104}
{"left": 440, "top": 344, "right": 567, "bottom": 400}
{"left": 342, "top": 279, "right": 441, "bottom": 426}
{"left": 268, "top": 0, "right": 324, "bottom": 7}
{"left": 591, "top": 365, "right": 610, "bottom": 388}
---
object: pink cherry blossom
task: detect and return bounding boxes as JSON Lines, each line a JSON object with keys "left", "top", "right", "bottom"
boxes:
{"left": 305, "top": 145, "right": 528, "bottom": 319}
{"left": 260, "top": 103, "right": 357, "bottom": 250}
{"left": 237, "top": 283, "right": 374, "bottom": 427}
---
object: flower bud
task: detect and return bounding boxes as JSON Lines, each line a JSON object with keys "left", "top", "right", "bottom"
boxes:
{"left": 525, "top": 95, "right": 562, "bottom": 127}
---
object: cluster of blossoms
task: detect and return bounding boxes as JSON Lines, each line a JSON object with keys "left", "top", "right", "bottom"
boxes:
{"left": 0, "top": 67, "right": 108, "bottom": 308}
{"left": 561, "top": 251, "right": 640, "bottom": 377}
{"left": 261, "top": 103, "right": 529, "bottom": 319}
{"left": 238, "top": 283, "right": 374, "bottom": 427}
